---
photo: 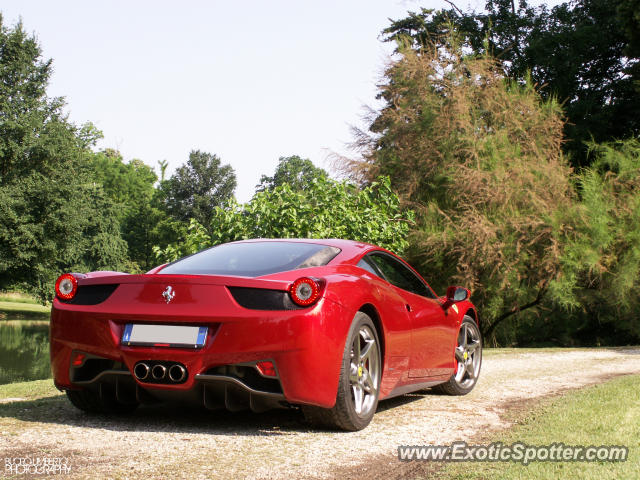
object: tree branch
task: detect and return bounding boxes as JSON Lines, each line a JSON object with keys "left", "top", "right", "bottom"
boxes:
{"left": 483, "top": 286, "right": 547, "bottom": 339}
{"left": 444, "top": 0, "right": 464, "bottom": 16}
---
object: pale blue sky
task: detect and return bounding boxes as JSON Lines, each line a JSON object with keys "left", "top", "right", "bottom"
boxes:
{"left": 2, "top": 1, "right": 558, "bottom": 202}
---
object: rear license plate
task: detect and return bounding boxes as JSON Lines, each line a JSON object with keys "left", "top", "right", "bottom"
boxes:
{"left": 121, "top": 324, "right": 208, "bottom": 348}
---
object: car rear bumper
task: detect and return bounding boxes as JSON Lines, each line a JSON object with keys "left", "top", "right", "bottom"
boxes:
{"left": 50, "top": 296, "right": 350, "bottom": 408}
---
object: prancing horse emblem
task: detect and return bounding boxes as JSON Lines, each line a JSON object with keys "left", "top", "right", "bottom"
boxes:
{"left": 162, "top": 286, "right": 175, "bottom": 304}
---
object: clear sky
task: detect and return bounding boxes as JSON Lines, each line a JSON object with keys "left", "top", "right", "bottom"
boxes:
{"left": 1, "top": 1, "right": 557, "bottom": 202}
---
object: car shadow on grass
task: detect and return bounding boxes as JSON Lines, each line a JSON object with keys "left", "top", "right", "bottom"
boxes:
{"left": 0, "top": 389, "right": 433, "bottom": 435}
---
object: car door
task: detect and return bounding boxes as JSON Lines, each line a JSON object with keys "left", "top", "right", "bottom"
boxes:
{"left": 366, "top": 252, "right": 454, "bottom": 378}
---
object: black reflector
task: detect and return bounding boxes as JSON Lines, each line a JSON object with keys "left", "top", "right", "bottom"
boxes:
{"left": 228, "top": 287, "right": 304, "bottom": 311}
{"left": 59, "top": 284, "right": 119, "bottom": 305}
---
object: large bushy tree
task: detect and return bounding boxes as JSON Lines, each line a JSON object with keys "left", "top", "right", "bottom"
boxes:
{"left": 255, "top": 155, "right": 328, "bottom": 193}
{"left": 159, "top": 150, "right": 236, "bottom": 229}
{"left": 350, "top": 39, "right": 574, "bottom": 339}
{"left": 88, "top": 149, "right": 178, "bottom": 271}
{"left": 550, "top": 139, "right": 640, "bottom": 345}
{"left": 0, "top": 16, "right": 128, "bottom": 300}
{"left": 382, "top": 0, "right": 640, "bottom": 168}
{"left": 89, "top": 149, "right": 157, "bottom": 211}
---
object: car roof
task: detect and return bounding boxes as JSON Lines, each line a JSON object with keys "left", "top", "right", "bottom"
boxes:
{"left": 229, "top": 238, "right": 393, "bottom": 264}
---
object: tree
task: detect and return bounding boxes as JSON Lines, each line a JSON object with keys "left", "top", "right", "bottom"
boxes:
{"left": 349, "top": 39, "right": 574, "bottom": 340}
{"left": 154, "top": 177, "right": 414, "bottom": 263}
{"left": 158, "top": 150, "right": 236, "bottom": 229}
{"left": 255, "top": 155, "right": 328, "bottom": 193}
{"left": 157, "top": 159, "right": 169, "bottom": 181}
{"left": 382, "top": 0, "right": 640, "bottom": 168}
{"left": 0, "top": 17, "right": 128, "bottom": 301}
{"left": 88, "top": 149, "right": 178, "bottom": 271}
{"left": 549, "top": 138, "right": 640, "bottom": 345}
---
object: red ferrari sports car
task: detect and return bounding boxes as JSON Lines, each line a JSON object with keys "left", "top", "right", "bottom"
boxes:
{"left": 50, "top": 239, "right": 482, "bottom": 431}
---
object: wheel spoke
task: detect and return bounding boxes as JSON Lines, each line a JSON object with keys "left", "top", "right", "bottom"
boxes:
{"left": 364, "top": 373, "right": 376, "bottom": 394}
{"left": 353, "top": 334, "right": 361, "bottom": 362}
{"left": 349, "top": 363, "right": 359, "bottom": 384}
{"left": 455, "top": 347, "right": 465, "bottom": 362}
{"left": 360, "top": 339, "right": 374, "bottom": 363}
{"left": 465, "top": 361, "right": 475, "bottom": 379}
{"left": 352, "top": 384, "right": 364, "bottom": 414}
{"left": 467, "top": 340, "right": 480, "bottom": 353}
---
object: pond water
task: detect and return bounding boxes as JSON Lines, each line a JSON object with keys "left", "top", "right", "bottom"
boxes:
{"left": 0, "top": 319, "right": 51, "bottom": 385}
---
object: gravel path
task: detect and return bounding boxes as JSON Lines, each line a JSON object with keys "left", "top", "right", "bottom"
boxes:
{"left": 1, "top": 348, "right": 639, "bottom": 479}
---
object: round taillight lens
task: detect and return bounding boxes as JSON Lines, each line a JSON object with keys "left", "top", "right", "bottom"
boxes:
{"left": 289, "top": 277, "right": 321, "bottom": 306}
{"left": 55, "top": 273, "right": 78, "bottom": 300}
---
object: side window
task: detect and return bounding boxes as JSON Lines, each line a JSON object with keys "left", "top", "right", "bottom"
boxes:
{"left": 368, "top": 253, "right": 435, "bottom": 298}
{"left": 357, "top": 258, "right": 381, "bottom": 277}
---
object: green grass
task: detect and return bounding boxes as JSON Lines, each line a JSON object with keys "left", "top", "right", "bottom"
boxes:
{"left": 0, "top": 379, "right": 59, "bottom": 401}
{"left": 0, "top": 291, "right": 40, "bottom": 304}
{"left": 0, "top": 301, "right": 50, "bottom": 314}
{"left": 436, "top": 374, "right": 640, "bottom": 480}
{"left": 0, "top": 300, "right": 50, "bottom": 320}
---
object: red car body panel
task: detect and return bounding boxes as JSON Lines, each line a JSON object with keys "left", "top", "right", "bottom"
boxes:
{"left": 50, "top": 239, "right": 477, "bottom": 409}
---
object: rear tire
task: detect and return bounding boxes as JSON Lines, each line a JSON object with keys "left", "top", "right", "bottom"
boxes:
{"left": 302, "top": 312, "right": 381, "bottom": 431}
{"left": 433, "top": 315, "right": 482, "bottom": 395}
{"left": 66, "top": 388, "right": 138, "bottom": 414}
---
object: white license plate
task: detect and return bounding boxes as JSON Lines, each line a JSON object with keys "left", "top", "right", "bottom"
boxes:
{"left": 121, "top": 324, "right": 208, "bottom": 348}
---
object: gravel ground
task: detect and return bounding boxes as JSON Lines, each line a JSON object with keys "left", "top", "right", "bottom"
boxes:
{"left": 1, "top": 348, "right": 639, "bottom": 480}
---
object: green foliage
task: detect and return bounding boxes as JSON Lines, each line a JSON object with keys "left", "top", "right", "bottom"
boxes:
{"left": 154, "top": 177, "right": 414, "bottom": 263}
{"left": 351, "top": 39, "right": 573, "bottom": 338}
{"left": 158, "top": 150, "right": 236, "bottom": 229}
{"left": 87, "top": 148, "right": 177, "bottom": 271}
{"left": 89, "top": 149, "right": 157, "bottom": 214}
{"left": 382, "top": 0, "right": 640, "bottom": 168}
{"left": 255, "top": 155, "right": 328, "bottom": 193}
{"left": 0, "top": 17, "right": 128, "bottom": 301}
{"left": 549, "top": 139, "right": 640, "bottom": 345}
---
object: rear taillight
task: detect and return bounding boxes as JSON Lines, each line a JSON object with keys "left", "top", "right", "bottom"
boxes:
{"left": 289, "top": 277, "right": 321, "bottom": 306}
{"left": 71, "top": 352, "right": 86, "bottom": 367}
{"left": 55, "top": 273, "right": 78, "bottom": 300}
{"left": 256, "top": 360, "right": 277, "bottom": 378}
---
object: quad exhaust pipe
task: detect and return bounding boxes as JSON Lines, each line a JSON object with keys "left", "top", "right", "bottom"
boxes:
{"left": 151, "top": 364, "right": 167, "bottom": 380}
{"left": 133, "top": 362, "right": 150, "bottom": 380}
{"left": 168, "top": 364, "right": 187, "bottom": 382}
{"left": 134, "top": 361, "right": 187, "bottom": 384}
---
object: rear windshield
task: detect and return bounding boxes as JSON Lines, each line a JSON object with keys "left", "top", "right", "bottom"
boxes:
{"left": 158, "top": 241, "right": 341, "bottom": 277}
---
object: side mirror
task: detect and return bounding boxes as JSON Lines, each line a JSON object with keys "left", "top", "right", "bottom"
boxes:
{"left": 446, "top": 286, "right": 470, "bottom": 302}
{"left": 442, "top": 286, "right": 470, "bottom": 311}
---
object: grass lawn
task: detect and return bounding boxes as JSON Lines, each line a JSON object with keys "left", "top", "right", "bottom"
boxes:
{"left": 0, "top": 301, "right": 50, "bottom": 314}
{"left": 0, "top": 379, "right": 59, "bottom": 401}
{"left": 0, "top": 292, "right": 40, "bottom": 305}
{"left": 0, "top": 293, "right": 50, "bottom": 320}
{"left": 434, "top": 374, "right": 640, "bottom": 480}
{"left": 0, "top": 300, "right": 50, "bottom": 321}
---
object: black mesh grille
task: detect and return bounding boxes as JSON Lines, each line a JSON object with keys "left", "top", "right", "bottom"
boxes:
{"left": 227, "top": 287, "right": 304, "bottom": 311}
{"left": 59, "top": 284, "right": 119, "bottom": 305}
{"left": 204, "top": 365, "right": 283, "bottom": 394}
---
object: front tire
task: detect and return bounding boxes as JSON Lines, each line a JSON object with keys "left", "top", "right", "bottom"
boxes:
{"left": 433, "top": 315, "right": 482, "bottom": 395}
{"left": 302, "top": 311, "right": 381, "bottom": 431}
